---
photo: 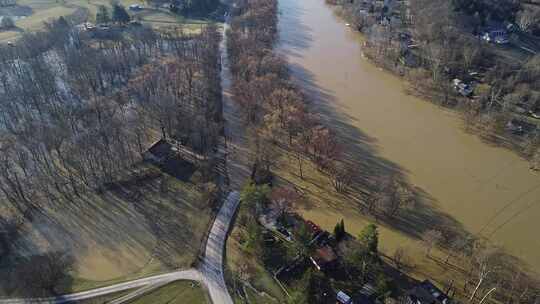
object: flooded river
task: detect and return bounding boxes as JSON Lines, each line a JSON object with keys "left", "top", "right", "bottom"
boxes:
{"left": 278, "top": 0, "right": 540, "bottom": 272}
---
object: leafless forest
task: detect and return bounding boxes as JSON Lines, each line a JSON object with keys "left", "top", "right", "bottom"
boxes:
{"left": 0, "top": 18, "right": 222, "bottom": 295}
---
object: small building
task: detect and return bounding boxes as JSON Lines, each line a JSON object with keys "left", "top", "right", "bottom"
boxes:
{"left": 406, "top": 280, "right": 450, "bottom": 304}
{"left": 337, "top": 290, "right": 354, "bottom": 304}
{"left": 310, "top": 245, "right": 338, "bottom": 271}
{"left": 143, "top": 139, "right": 174, "bottom": 163}
{"left": 144, "top": 139, "right": 197, "bottom": 181}
{"left": 481, "top": 28, "right": 509, "bottom": 44}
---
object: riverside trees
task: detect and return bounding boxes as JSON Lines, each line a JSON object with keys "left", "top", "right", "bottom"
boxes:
{"left": 227, "top": 0, "right": 352, "bottom": 194}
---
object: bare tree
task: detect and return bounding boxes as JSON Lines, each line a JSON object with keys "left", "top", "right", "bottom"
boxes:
{"left": 328, "top": 161, "right": 355, "bottom": 193}
{"left": 270, "top": 186, "right": 301, "bottom": 216}
{"left": 516, "top": 9, "right": 540, "bottom": 33}
{"left": 393, "top": 246, "right": 411, "bottom": 272}
{"left": 422, "top": 229, "right": 442, "bottom": 257}
{"left": 468, "top": 245, "right": 502, "bottom": 302}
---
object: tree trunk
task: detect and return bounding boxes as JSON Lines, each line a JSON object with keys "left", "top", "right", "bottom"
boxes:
{"left": 479, "top": 287, "right": 496, "bottom": 304}
{"left": 470, "top": 277, "right": 484, "bottom": 302}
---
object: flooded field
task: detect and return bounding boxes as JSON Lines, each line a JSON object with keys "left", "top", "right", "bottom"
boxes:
{"left": 278, "top": 0, "right": 540, "bottom": 273}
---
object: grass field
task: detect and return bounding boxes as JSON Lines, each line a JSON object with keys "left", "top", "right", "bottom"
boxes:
{"left": 130, "top": 281, "right": 208, "bottom": 304}
{"left": 0, "top": 0, "right": 213, "bottom": 42}
{"left": 77, "top": 288, "right": 135, "bottom": 304}
{"left": 0, "top": 161, "right": 214, "bottom": 296}
{"left": 77, "top": 281, "right": 207, "bottom": 304}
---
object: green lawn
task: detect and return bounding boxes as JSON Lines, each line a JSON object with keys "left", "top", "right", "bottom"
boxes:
{"left": 77, "top": 289, "right": 135, "bottom": 304}
{"left": 130, "top": 281, "right": 208, "bottom": 304}
{"left": 0, "top": 161, "right": 214, "bottom": 297}
{"left": 0, "top": 0, "right": 214, "bottom": 42}
{"left": 77, "top": 281, "right": 208, "bottom": 304}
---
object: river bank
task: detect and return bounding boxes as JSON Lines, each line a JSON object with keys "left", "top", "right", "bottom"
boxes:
{"left": 278, "top": 0, "right": 540, "bottom": 278}
{"left": 329, "top": 0, "right": 540, "bottom": 167}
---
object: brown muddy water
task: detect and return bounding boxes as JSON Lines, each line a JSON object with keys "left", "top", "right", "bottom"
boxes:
{"left": 278, "top": 0, "right": 540, "bottom": 273}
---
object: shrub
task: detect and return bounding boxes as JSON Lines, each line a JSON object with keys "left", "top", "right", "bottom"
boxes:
{"left": 0, "top": 16, "right": 16, "bottom": 29}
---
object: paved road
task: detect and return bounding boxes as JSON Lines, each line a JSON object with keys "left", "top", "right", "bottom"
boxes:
{"left": 0, "top": 270, "right": 202, "bottom": 304}
{"left": 199, "top": 191, "right": 240, "bottom": 304}
{"left": 0, "top": 192, "right": 240, "bottom": 304}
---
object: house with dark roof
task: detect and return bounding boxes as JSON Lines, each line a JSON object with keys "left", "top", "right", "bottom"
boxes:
{"left": 143, "top": 139, "right": 174, "bottom": 163}
{"left": 406, "top": 280, "right": 450, "bottom": 304}
{"left": 143, "top": 139, "right": 196, "bottom": 181}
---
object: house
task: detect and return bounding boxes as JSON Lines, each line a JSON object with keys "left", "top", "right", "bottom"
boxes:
{"left": 337, "top": 290, "right": 354, "bottom": 304}
{"left": 310, "top": 245, "right": 338, "bottom": 271}
{"left": 481, "top": 28, "right": 509, "bottom": 44}
{"left": 143, "top": 139, "right": 174, "bottom": 163}
{"left": 406, "top": 280, "right": 450, "bottom": 304}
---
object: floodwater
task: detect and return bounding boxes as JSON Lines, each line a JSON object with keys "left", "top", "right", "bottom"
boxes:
{"left": 278, "top": 0, "right": 540, "bottom": 272}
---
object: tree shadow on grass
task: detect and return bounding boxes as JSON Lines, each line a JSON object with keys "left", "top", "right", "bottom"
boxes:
{"left": 1, "top": 164, "right": 209, "bottom": 294}
{"left": 0, "top": 248, "right": 75, "bottom": 297}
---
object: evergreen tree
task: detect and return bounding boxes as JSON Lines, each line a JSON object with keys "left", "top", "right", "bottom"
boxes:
{"left": 240, "top": 183, "right": 270, "bottom": 211}
{"left": 96, "top": 5, "right": 111, "bottom": 24}
{"left": 333, "top": 219, "right": 346, "bottom": 241}
{"left": 55, "top": 16, "right": 69, "bottom": 28}
{"left": 179, "top": 0, "right": 219, "bottom": 16}
{"left": 299, "top": 269, "right": 335, "bottom": 304}
{"left": 112, "top": 4, "right": 131, "bottom": 24}
{"left": 358, "top": 224, "right": 378, "bottom": 254}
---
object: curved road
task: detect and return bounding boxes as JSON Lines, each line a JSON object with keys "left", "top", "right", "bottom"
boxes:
{"left": 0, "top": 191, "right": 240, "bottom": 304}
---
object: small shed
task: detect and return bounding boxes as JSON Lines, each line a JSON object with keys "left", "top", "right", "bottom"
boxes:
{"left": 337, "top": 290, "right": 354, "bottom": 304}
